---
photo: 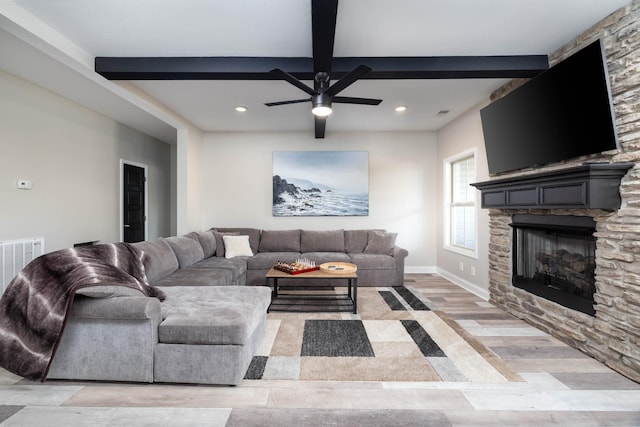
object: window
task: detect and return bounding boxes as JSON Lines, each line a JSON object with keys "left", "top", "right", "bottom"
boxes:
{"left": 445, "top": 151, "right": 477, "bottom": 256}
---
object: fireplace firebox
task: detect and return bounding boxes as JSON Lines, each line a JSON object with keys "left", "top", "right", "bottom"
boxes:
{"left": 511, "top": 214, "right": 597, "bottom": 316}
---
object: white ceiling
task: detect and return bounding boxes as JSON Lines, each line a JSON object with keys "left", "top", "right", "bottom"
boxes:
{"left": 0, "top": 0, "right": 630, "bottom": 142}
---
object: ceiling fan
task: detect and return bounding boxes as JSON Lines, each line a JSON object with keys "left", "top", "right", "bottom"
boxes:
{"left": 94, "top": 1, "right": 550, "bottom": 139}
{"left": 265, "top": 0, "right": 382, "bottom": 138}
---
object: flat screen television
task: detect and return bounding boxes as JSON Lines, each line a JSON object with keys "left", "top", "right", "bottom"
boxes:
{"left": 480, "top": 39, "right": 619, "bottom": 175}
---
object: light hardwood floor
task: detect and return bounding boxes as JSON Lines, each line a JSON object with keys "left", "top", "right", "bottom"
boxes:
{"left": 1, "top": 274, "right": 639, "bottom": 426}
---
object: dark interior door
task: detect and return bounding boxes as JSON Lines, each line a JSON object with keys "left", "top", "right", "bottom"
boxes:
{"left": 123, "top": 163, "right": 145, "bottom": 243}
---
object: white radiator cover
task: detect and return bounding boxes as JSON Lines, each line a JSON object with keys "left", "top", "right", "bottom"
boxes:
{"left": 1, "top": 237, "right": 45, "bottom": 295}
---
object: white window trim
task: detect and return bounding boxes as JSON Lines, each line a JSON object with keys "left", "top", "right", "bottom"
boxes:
{"left": 443, "top": 148, "right": 478, "bottom": 259}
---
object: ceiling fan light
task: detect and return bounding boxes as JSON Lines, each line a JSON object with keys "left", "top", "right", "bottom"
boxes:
{"left": 312, "top": 105, "right": 332, "bottom": 117}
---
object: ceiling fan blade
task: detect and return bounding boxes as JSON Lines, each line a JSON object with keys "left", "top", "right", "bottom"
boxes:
{"left": 265, "top": 98, "right": 311, "bottom": 107}
{"left": 333, "top": 96, "right": 382, "bottom": 105}
{"left": 311, "top": 0, "right": 338, "bottom": 75}
{"left": 314, "top": 116, "right": 327, "bottom": 139}
{"left": 325, "top": 65, "right": 373, "bottom": 96}
{"left": 270, "top": 68, "right": 316, "bottom": 96}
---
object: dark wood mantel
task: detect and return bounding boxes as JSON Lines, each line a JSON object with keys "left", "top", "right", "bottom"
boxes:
{"left": 471, "top": 162, "right": 634, "bottom": 210}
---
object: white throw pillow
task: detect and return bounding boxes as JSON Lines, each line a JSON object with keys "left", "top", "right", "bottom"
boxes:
{"left": 223, "top": 235, "right": 253, "bottom": 258}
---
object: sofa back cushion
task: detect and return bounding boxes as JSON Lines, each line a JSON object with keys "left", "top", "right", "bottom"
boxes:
{"left": 131, "top": 239, "right": 179, "bottom": 282}
{"left": 300, "top": 230, "right": 345, "bottom": 253}
{"left": 165, "top": 235, "right": 205, "bottom": 268}
{"left": 258, "top": 229, "right": 301, "bottom": 252}
{"left": 192, "top": 230, "right": 217, "bottom": 258}
{"left": 213, "top": 228, "right": 261, "bottom": 254}
{"left": 345, "top": 229, "right": 382, "bottom": 253}
{"left": 363, "top": 231, "right": 398, "bottom": 256}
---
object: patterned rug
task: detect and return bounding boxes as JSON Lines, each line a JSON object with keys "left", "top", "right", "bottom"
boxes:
{"left": 245, "top": 286, "right": 523, "bottom": 383}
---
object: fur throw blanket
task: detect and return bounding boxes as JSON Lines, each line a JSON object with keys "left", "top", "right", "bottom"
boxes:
{"left": 0, "top": 243, "right": 165, "bottom": 381}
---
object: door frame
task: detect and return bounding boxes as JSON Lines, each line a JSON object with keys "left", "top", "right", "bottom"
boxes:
{"left": 120, "top": 159, "right": 149, "bottom": 242}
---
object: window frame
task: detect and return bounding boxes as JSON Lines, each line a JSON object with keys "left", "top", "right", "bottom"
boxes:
{"left": 443, "top": 149, "right": 478, "bottom": 258}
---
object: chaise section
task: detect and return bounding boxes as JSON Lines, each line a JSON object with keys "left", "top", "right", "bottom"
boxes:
{"left": 48, "top": 295, "right": 162, "bottom": 383}
{"left": 154, "top": 286, "right": 271, "bottom": 385}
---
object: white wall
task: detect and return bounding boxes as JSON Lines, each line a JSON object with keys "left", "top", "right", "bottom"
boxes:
{"left": 0, "top": 70, "right": 172, "bottom": 251}
{"left": 176, "top": 127, "right": 203, "bottom": 235}
{"left": 201, "top": 131, "right": 438, "bottom": 269}
{"left": 436, "top": 101, "right": 491, "bottom": 298}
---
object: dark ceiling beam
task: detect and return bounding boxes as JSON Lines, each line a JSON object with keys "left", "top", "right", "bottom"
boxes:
{"left": 311, "top": 0, "right": 338, "bottom": 74}
{"left": 338, "top": 56, "right": 549, "bottom": 79}
{"left": 95, "top": 55, "right": 549, "bottom": 80}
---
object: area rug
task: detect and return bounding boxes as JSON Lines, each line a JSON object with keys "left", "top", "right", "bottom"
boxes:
{"left": 245, "top": 286, "right": 523, "bottom": 383}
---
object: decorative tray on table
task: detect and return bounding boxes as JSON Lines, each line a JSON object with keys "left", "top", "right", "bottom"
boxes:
{"left": 319, "top": 262, "right": 357, "bottom": 275}
{"left": 273, "top": 259, "right": 320, "bottom": 275}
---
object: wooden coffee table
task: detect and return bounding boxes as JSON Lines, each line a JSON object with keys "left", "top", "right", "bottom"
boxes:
{"left": 265, "top": 267, "right": 358, "bottom": 313}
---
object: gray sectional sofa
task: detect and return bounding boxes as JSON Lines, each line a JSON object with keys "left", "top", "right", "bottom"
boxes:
{"left": 47, "top": 228, "right": 408, "bottom": 385}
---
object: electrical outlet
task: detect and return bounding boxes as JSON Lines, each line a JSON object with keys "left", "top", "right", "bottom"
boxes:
{"left": 16, "top": 179, "right": 32, "bottom": 190}
{"left": 459, "top": 261, "right": 464, "bottom": 272}
{"left": 470, "top": 266, "right": 476, "bottom": 276}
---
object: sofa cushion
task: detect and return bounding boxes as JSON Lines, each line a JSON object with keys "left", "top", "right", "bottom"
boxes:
{"left": 345, "top": 229, "right": 381, "bottom": 253}
{"left": 192, "top": 230, "right": 217, "bottom": 258}
{"left": 363, "top": 231, "right": 397, "bottom": 256}
{"left": 214, "top": 228, "right": 261, "bottom": 254}
{"left": 159, "top": 286, "right": 271, "bottom": 345}
{"left": 300, "top": 230, "right": 345, "bottom": 253}
{"left": 191, "top": 257, "right": 247, "bottom": 285}
{"left": 131, "top": 239, "right": 179, "bottom": 282}
{"left": 153, "top": 267, "right": 233, "bottom": 287}
{"left": 75, "top": 285, "right": 147, "bottom": 299}
{"left": 223, "top": 235, "right": 254, "bottom": 258}
{"left": 300, "top": 252, "right": 352, "bottom": 265}
{"left": 259, "top": 229, "right": 301, "bottom": 252}
{"left": 165, "top": 235, "right": 205, "bottom": 268}
{"left": 349, "top": 253, "right": 397, "bottom": 269}
{"left": 247, "top": 252, "right": 301, "bottom": 270}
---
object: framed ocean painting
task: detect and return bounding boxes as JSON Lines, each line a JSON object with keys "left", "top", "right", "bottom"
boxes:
{"left": 272, "top": 151, "right": 369, "bottom": 216}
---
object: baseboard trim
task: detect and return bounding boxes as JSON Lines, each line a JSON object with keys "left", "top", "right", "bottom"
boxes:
{"left": 405, "top": 266, "right": 437, "bottom": 274}
{"left": 435, "top": 268, "right": 490, "bottom": 301}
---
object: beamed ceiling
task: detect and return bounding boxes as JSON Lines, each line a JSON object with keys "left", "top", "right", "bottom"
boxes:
{"left": 0, "top": 0, "right": 630, "bottom": 142}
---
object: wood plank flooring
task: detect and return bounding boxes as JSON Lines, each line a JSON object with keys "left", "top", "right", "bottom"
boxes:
{"left": 1, "top": 274, "right": 639, "bottom": 426}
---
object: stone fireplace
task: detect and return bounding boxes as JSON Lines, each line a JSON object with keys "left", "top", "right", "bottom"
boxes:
{"left": 473, "top": 163, "right": 639, "bottom": 382}
{"left": 473, "top": 1, "right": 640, "bottom": 383}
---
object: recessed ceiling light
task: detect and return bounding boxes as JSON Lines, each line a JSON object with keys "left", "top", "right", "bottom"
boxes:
{"left": 395, "top": 106, "right": 407, "bottom": 112}
{"left": 235, "top": 106, "right": 247, "bottom": 112}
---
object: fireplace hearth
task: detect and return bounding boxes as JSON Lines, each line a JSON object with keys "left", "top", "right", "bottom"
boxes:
{"left": 511, "top": 214, "right": 596, "bottom": 316}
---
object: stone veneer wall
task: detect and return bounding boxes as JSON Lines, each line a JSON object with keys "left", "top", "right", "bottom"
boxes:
{"left": 487, "top": 0, "right": 640, "bottom": 382}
